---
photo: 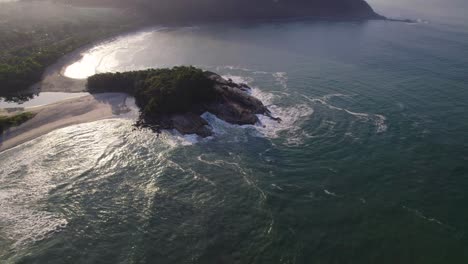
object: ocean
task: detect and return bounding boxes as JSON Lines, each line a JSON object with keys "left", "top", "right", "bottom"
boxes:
{"left": 1, "top": 2, "right": 468, "bottom": 263}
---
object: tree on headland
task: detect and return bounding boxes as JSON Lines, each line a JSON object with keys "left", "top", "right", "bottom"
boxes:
{"left": 87, "top": 66, "right": 216, "bottom": 118}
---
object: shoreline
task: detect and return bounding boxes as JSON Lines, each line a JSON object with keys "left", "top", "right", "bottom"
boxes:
{"left": 0, "top": 15, "right": 408, "bottom": 152}
{"left": 0, "top": 93, "right": 132, "bottom": 153}
{"left": 0, "top": 26, "right": 156, "bottom": 152}
{"left": 36, "top": 26, "right": 161, "bottom": 93}
{"left": 34, "top": 15, "right": 410, "bottom": 94}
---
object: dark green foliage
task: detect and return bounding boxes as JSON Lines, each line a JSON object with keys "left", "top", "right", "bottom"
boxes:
{"left": 0, "top": 112, "right": 36, "bottom": 134}
{"left": 87, "top": 66, "right": 216, "bottom": 118}
{"left": 0, "top": 48, "right": 61, "bottom": 100}
{"left": 0, "top": 2, "right": 144, "bottom": 102}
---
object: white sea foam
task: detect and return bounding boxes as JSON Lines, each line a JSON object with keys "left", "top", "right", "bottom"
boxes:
{"left": 303, "top": 94, "right": 388, "bottom": 133}
{"left": 221, "top": 74, "right": 254, "bottom": 85}
{"left": 402, "top": 206, "right": 449, "bottom": 228}
{"left": 255, "top": 104, "right": 314, "bottom": 145}
{"left": 271, "top": 184, "right": 284, "bottom": 191}
{"left": 157, "top": 130, "right": 202, "bottom": 147}
{"left": 217, "top": 65, "right": 254, "bottom": 72}
{"left": 0, "top": 149, "right": 68, "bottom": 248}
{"left": 220, "top": 66, "right": 289, "bottom": 89}
{"left": 253, "top": 70, "right": 270, "bottom": 74}
{"left": 324, "top": 189, "right": 339, "bottom": 197}
{"left": 272, "top": 72, "right": 288, "bottom": 89}
{"left": 374, "top": 115, "right": 388, "bottom": 133}
{"left": 197, "top": 154, "right": 267, "bottom": 200}
{"left": 0, "top": 205, "right": 67, "bottom": 247}
{"left": 200, "top": 112, "right": 236, "bottom": 137}
{"left": 200, "top": 93, "right": 314, "bottom": 146}
{"left": 251, "top": 87, "right": 278, "bottom": 105}
{"left": 204, "top": 73, "right": 314, "bottom": 145}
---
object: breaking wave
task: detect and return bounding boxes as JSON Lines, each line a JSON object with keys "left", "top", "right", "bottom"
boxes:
{"left": 302, "top": 93, "right": 388, "bottom": 133}
{"left": 217, "top": 73, "right": 315, "bottom": 145}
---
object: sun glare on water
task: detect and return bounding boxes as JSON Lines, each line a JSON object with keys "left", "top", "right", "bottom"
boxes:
{"left": 63, "top": 54, "right": 100, "bottom": 79}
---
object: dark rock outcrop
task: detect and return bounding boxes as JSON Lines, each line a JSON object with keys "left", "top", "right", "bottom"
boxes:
{"left": 135, "top": 72, "right": 279, "bottom": 137}
{"left": 170, "top": 113, "right": 213, "bottom": 137}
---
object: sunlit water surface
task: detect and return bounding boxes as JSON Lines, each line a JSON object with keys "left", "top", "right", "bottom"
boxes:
{"left": 2, "top": 15, "right": 468, "bottom": 264}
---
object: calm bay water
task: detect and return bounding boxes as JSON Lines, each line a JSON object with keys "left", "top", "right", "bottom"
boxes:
{"left": 1, "top": 12, "right": 468, "bottom": 264}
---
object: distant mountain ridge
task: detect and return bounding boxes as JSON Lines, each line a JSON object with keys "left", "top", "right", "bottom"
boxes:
{"left": 50, "top": 0, "right": 385, "bottom": 22}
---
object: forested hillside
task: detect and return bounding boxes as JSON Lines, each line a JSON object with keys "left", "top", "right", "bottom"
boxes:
{"left": 48, "top": 0, "right": 383, "bottom": 22}
{"left": 0, "top": 1, "right": 143, "bottom": 101}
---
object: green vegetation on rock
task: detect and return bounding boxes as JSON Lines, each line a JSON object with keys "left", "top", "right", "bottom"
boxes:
{"left": 87, "top": 66, "right": 216, "bottom": 119}
{"left": 0, "top": 112, "right": 36, "bottom": 134}
{"left": 87, "top": 66, "right": 276, "bottom": 136}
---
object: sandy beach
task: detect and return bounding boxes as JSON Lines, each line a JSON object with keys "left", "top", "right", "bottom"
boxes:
{"left": 36, "top": 26, "right": 158, "bottom": 93}
{"left": 34, "top": 43, "right": 90, "bottom": 93}
{"left": 0, "top": 31, "right": 137, "bottom": 152}
{"left": 0, "top": 93, "right": 131, "bottom": 152}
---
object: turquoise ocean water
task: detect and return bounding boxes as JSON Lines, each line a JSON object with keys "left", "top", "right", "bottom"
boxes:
{"left": 1, "top": 1, "right": 468, "bottom": 263}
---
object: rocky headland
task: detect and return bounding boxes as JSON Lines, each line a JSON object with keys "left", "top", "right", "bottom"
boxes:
{"left": 86, "top": 66, "right": 280, "bottom": 137}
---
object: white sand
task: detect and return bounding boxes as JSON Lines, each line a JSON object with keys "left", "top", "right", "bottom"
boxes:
{"left": 33, "top": 46, "right": 89, "bottom": 93}
{"left": 0, "top": 93, "right": 131, "bottom": 152}
{"left": 0, "top": 28, "right": 154, "bottom": 152}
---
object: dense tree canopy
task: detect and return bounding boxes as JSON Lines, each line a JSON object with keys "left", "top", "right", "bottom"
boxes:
{"left": 0, "top": 1, "right": 144, "bottom": 101}
{"left": 87, "top": 66, "right": 216, "bottom": 118}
